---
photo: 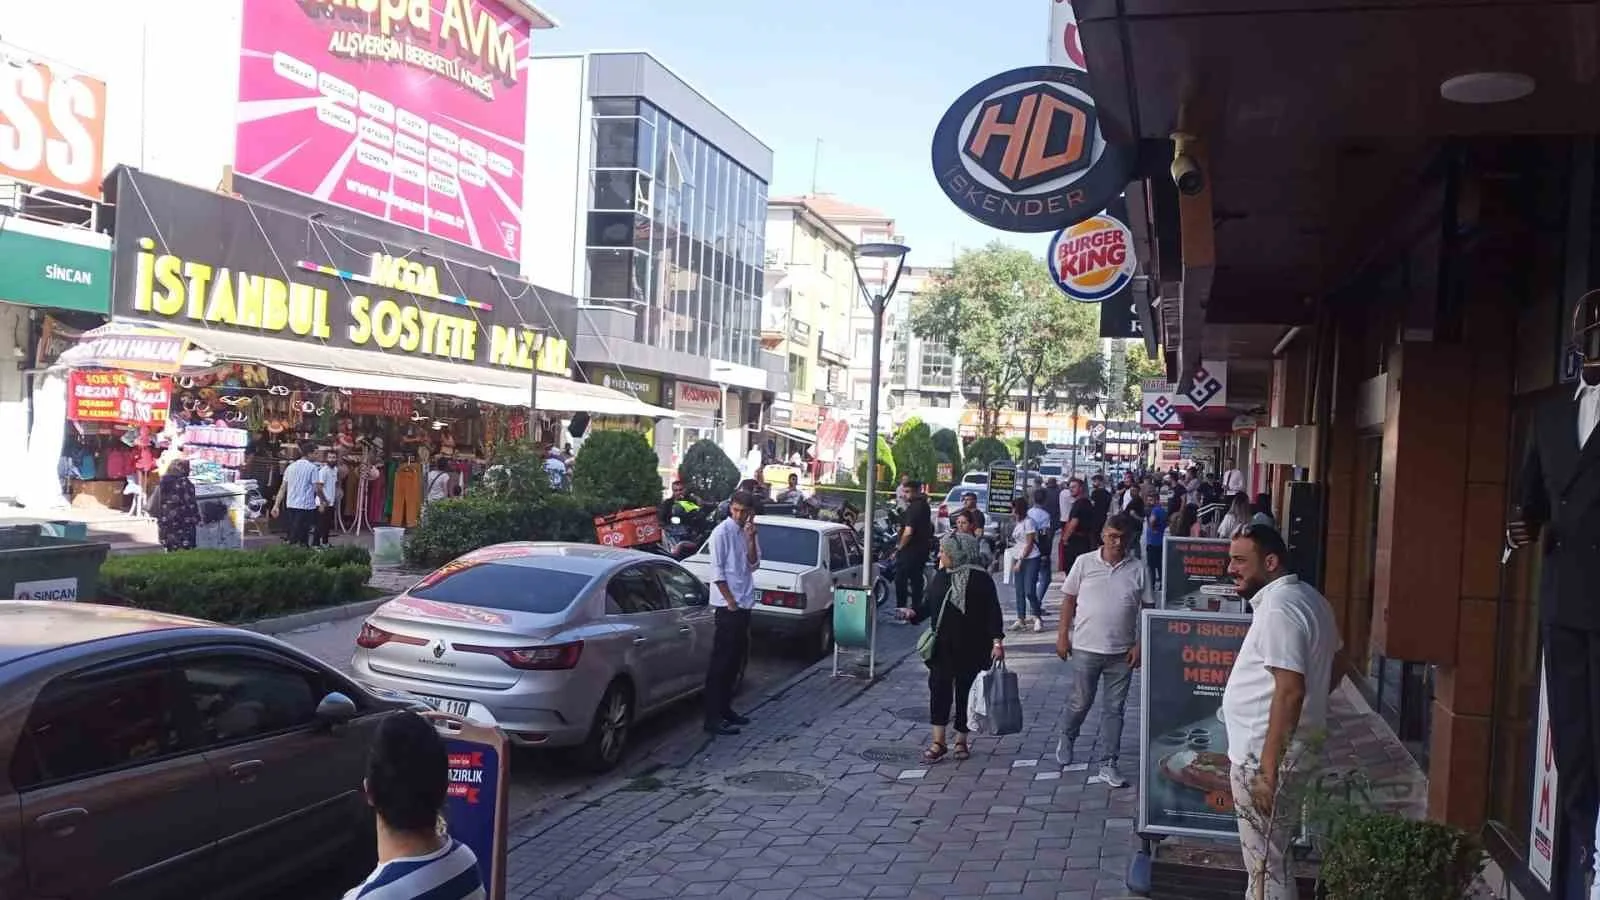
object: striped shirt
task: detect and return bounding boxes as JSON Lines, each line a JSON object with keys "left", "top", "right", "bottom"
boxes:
{"left": 342, "top": 838, "right": 485, "bottom": 900}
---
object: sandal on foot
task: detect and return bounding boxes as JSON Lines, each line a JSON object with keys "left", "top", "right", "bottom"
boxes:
{"left": 953, "top": 742, "right": 971, "bottom": 761}
{"left": 922, "top": 742, "right": 948, "bottom": 764}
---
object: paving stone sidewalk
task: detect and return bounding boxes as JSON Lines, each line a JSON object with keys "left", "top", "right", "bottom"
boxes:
{"left": 503, "top": 584, "right": 1424, "bottom": 900}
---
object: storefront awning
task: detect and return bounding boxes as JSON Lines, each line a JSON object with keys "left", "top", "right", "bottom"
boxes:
{"left": 767, "top": 425, "right": 817, "bottom": 445}
{"left": 121, "top": 321, "right": 675, "bottom": 420}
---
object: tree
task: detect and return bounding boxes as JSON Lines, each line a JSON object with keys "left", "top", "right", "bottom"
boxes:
{"left": 856, "top": 435, "right": 896, "bottom": 489}
{"left": 1045, "top": 352, "right": 1109, "bottom": 450}
{"left": 908, "top": 243, "right": 1100, "bottom": 436}
{"left": 679, "top": 439, "right": 739, "bottom": 502}
{"left": 965, "top": 436, "right": 1011, "bottom": 471}
{"left": 891, "top": 417, "right": 938, "bottom": 485}
{"left": 931, "top": 428, "right": 964, "bottom": 479}
{"left": 573, "top": 431, "right": 662, "bottom": 509}
{"left": 1124, "top": 340, "right": 1166, "bottom": 415}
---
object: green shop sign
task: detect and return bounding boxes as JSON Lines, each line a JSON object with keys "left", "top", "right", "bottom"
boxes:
{"left": 0, "top": 226, "right": 111, "bottom": 314}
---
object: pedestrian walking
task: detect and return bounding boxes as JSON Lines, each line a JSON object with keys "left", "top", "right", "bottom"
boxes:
{"left": 272, "top": 442, "right": 321, "bottom": 546}
{"left": 1029, "top": 487, "right": 1055, "bottom": 617}
{"left": 1144, "top": 490, "right": 1171, "bottom": 589}
{"left": 1217, "top": 492, "right": 1252, "bottom": 540}
{"left": 1054, "top": 513, "right": 1144, "bottom": 787}
{"left": 154, "top": 458, "right": 199, "bottom": 551}
{"left": 315, "top": 449, "right": 342, "bottom": 546}
{"left": 703, "top": 490, "right": 760, "bottom": 736}
{"left": 341, "top": 711, "right": 485, "bottom": 900}
{"left": 1007, "top": 496, "right": 1044, "bottom": 632}
{"left": 895, "top": 480, "right": 934, "bottom": 610}
{"left": 896, "top": 532, "right": 1005, "bottom": 763}
{"left": 1057, "top": 476, "right": 1095, "bottom": 574}
{"left": 1088, "top": 474, "right": 1113, "bottom": 546}
{"left": 1221, "top": 525, "right": 1343, "bottom": 900}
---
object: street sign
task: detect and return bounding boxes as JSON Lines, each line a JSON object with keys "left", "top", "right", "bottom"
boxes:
{"left": 426, "top": 713, "right": 511, "bottom": 899}
{"left": 1161, "top": 537, "right": 1241, "bottom": 612}
{"left": 987, "top": 461, "right": 1018, "bottom": 516}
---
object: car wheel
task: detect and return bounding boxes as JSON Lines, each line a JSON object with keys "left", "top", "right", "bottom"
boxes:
{"left": 577, "top": 681, "right": 632, "bottom": 772}
{"left": 815, "top": 615, "right": 835, "bottom": 659}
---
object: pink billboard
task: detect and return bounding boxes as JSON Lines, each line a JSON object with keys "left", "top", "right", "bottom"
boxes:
{"left": 235, "top": 0, "right": 534, "bottom": 261}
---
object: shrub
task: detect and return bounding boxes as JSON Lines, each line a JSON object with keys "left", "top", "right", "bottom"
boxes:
{"left": 573, "top": 430, "right": 662, "bottom": 509}
{"left": 402, "top": 495, "right": 537, "bottom": 568}
{"left": 932, "top": 428, "right": 963, "bottom": 479}
{"left": 855, "top": 435, "right": 896, "bottom": 489}
{"left": 680, "top": 439, "right": 739, "bottom": 502}
{"left": 891, "top": 418, "right": 938, "bottom": 486}
{"left": 965, "top": 436, "right": 1011, "bottom": 471}
{"left": 1320, "top": 812, "right": 1483, "bottom": 900}
{"left": 472, "top": 439, "right": 554, "bottom": 504}
{"left": 99, "top": 546, "right": 372, "bottom": 622}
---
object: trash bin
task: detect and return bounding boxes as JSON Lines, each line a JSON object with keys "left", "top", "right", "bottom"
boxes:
{"left": 193, "top": 482, "right": 249, "bottom": 550}
{"left": 372, "top": 526, "right": 405, "bottom": 568}
{"left": 833, "top": 585, "right": 873, "bottom": 648}
{"left": 0, "top": 525, "right": 110, "bottom": 602}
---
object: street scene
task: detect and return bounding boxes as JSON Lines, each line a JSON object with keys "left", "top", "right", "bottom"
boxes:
{"left": 0, "top": 1, "right": 1589, "bottom": 899}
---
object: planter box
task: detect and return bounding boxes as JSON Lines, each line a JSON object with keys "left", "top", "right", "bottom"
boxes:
{"left": 1152, "top": 842, "right": 1322, "bottom": 900}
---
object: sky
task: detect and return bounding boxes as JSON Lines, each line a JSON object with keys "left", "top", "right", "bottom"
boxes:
{"left": 534, "top": 0, "right": 1055, "bottom": 268}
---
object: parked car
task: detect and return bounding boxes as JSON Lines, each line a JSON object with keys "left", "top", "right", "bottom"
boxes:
{"left": 0, "top": 601, "right": 403, "bottom": 900}
{"left": 960, "top": 470, "right": 990, "bottom": 486}
{"left": 351, "top": 542, "right": 729, "bottom": 772}
{"left": 679, "top": 517, "right": 864, "bottom": 658}
{"left": 936, "top": 485, "right": 990, "bottom": 535}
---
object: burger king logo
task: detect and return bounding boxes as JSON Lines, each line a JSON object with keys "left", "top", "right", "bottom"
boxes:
{"left": 1047, "top": 214, "right": 1135, "bottom": 303}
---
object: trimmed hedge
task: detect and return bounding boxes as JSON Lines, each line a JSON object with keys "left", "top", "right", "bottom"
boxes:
{"left": 402, "top": 492, "right": 627, "bottom": 568}
{"left": 100, "top": 545, "right": 372, "bottom": 623}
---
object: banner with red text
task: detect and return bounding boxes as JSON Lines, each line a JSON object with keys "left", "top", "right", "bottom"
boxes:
{"left": 67, "top": 370, "right": 172, "bottom": 425}
{"left": 1161, "top": 537, "right": 1240, "bottom": 612}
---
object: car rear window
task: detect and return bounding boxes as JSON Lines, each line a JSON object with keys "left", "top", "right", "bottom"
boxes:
{"left": 408, "top": 563, "right": 593, "bottom": 614}
{"left": 945, "top": 488, "right": 983, "bottom": 505}
{"left": 757, "top": 525, "right": 820, "bottom": 567}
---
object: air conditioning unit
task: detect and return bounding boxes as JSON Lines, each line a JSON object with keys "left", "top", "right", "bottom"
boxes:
{"left": 1255, "top": 426, "right": 1317, "bottom": 467}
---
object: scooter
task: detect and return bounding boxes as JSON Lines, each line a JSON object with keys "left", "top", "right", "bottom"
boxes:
{"left": 653, "top": 503, "right": 712, "bottom": 560}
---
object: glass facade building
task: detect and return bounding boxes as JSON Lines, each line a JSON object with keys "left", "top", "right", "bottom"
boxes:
{"left": 585, "top": 97, "right": 767, "bottom": 368}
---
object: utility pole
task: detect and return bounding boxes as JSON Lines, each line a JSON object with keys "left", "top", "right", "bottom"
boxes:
{"left": 810, "top": 139, "right": 823, "bottom": 194}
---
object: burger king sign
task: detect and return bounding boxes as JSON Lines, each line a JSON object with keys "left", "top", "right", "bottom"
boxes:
{"left": 1047, "top": 213, "right": 1136, "bottom": 303}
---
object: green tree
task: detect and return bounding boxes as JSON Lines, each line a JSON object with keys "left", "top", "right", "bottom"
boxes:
{"left": 1124, "top": 340, "right": 1166, "bottom": 414}
{"left": 678, "top": 439, "right": 739, "bottom": 502}
{"left": 1045, "top": 352, "right": 1109, "bottom": 449}
{"left": 573, "top": 431, "right": 662, "bottom": 509}
{"left": 855, "top": 435, "right": 896, "bottom": 489}
{"left": 891, "top": 417, "right": 938, "bottom": 485}
{"left": 965, "top": 436, "right": 1011, "bottom": 471}
{"left": 931, "top": 428, "right": 964, "bottom": 480}
{"left": 908, "top": 243, "right": 1099, "bottom": 436}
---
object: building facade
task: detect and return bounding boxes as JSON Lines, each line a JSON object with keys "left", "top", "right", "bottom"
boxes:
{"left": 526, "top": 51, "right": 778, "bottom": 470}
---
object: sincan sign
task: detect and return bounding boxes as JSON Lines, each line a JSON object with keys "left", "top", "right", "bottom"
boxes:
{"left": 931, "top": 66, "right": 1133, "bottom": 233}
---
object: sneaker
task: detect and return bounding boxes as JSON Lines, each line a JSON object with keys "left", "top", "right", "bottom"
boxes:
{"left": 1091, "top": 764, "right": 1129, "bottom": 788}
{"left": 1029, "top": 616, "right": 1043, "bottom": 633}
{"left": 1009, "top": 618, "right": 1027, "bottom": 632}
{"left": 1055, "top": 738, "right": 1075, "bottom": 767}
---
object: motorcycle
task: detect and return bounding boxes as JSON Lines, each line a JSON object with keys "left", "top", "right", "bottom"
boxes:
{"left": 653, "top": 502, "right": 712, "bottom": 560}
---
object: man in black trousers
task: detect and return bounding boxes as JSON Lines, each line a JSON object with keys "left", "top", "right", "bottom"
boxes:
{"left": 895, "top": 480, "right": 934, "bottom": 610}
{"left": 704, "top": 491, "right": 760, "bottom": 736}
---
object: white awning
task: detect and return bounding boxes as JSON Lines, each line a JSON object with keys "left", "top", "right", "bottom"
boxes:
{"left": 124, "top": 320, "right": 675, "bottom": 419}
{"left": 767, "top": 425, "right": 817, "bottom": 445}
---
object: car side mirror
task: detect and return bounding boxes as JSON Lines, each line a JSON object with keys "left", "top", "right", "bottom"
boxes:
{"left": 315, "top": 691, "right": 358, "bottom": 727}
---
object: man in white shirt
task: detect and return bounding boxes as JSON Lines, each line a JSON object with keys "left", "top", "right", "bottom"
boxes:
{"left": 272, "top": 443, "right": 324, "bottom": 547}
{"left": 1223, "top": 466, "right": 1246, "bottom": 498}
{"left": 1054, "top": 513, "right": 1146, "bottom": 787}
{"left": 703, "top": 490, "right": 760, "bottom": 736}
{"left": 1220, "top": 525, "right": 1344, "bottom": 900}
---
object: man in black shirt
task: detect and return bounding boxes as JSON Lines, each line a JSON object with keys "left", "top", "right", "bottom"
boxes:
{"left": 1089, "top": 474, "right": 1114, "bottom": 548}
{"left": 1059, "top": 477, "right": 1096, "bottom": 571}
{"left": 895, "top": 480, "right": 934, "bottom": 609}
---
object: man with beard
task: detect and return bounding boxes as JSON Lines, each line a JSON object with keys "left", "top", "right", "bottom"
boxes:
{"left": 1220, "top": 525, "right": 1343, "bottom": 900}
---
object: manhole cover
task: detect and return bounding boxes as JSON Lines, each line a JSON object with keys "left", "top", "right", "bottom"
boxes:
{"left": 723, "top": 771, "right": 824, "bottom": 793}
{"left": 860, "top": 745, "right": 924, "bottom": 765}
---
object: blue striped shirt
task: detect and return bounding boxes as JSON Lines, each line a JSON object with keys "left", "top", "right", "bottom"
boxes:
{"left": 342, "top": 837, "right": 485, "bottom": 900}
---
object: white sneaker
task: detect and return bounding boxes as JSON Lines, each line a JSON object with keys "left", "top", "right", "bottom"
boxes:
{"left": 1054, "top": 738, "right": 1075, "bottom": 767}
{"left": 1028, "top": 616, "right": 1043, "bottom": 633}
{"left": 1009, "top": 618, "right": 1027, "bottom": 632}
{"left": 1090, "top": 764, "right": 1129, "bottom": 788}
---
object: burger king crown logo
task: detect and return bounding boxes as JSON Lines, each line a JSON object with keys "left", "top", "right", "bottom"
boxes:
{"left": 1047, "top": 213, "right": 1136, "bottom": 303}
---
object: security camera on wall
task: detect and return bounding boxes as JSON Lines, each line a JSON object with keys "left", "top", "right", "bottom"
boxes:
{"left": 1170, "top": 133, "right": 1204, "bottom": 196}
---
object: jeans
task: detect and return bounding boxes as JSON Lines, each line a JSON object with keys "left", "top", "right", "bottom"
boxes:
{"left": 1059, "top": 649, "right": 1132, "bottom": 766}
{"left": 928, "top": 662, "right": 981, "bottom": 734}
{"left": 1232, "top": 763, "right": 1300, "bottom": 900}
{"left": 1146, "top": 545, "right": 1162, "bottom": 590}
{"left": 1012, "top": 555, "right": 1042, "bottom": 619}
{"left": 1035, "top": 530, "right": 1054, "bottom": 604}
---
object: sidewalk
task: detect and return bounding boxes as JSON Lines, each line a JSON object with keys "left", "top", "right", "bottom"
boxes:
{"left": 499, "top": 585, "right": 1425, "bottom": 900}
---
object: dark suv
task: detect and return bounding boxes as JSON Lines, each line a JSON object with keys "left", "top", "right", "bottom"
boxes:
{"left": 0, "top": 601, "right": 404, "bottom": 900}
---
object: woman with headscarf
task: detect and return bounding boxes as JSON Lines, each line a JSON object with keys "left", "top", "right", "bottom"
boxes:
{"left": 155, "top": 458, "right": 200, "bottom": 551}
{"left": 895, "top": 532, "right": 1006, "bottom": 763}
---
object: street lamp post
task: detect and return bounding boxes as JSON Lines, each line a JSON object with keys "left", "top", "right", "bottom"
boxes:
{"left": 1020, "top": 352, "right": 1048, "bottom": 486}
{"left": 850, "top": 241, "right": 910, "bottom": 680}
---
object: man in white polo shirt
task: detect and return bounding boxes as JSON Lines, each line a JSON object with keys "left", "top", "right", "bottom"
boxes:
{"left": 1054, "top": 512, "right": 1146, "bottom": 787}
{"left": 1221, "top": 524, "right": 1344, "bottom": 900}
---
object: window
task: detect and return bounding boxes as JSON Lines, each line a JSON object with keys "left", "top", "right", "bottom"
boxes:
{"left": 607, "top": 566, "right": 669, "bottom": 614}
{"left": 654, "top": 565, "right": 708, "bottom": 607}
{"left": 409, "top": 562, "right": 593, "bottom": 614}
{"left": 587, "top": 211, "right": 640, "bottom": 248}
{"left": 592, "top": 97, "right": 637, "bottom": 116}
{"left": 843, "top": 530, "right": 864, "bottom": 567}
{"left": 828, "top": 533, "right": 848, "bottom": 571}
{"left": 591, "top": 170, "right": 637, "bottom": 211}
{"left": 921, "top": 339, "right": 954, "bottom": 389}
{"left": 755, "top": 525, "right": 821, "bottom": 567}
{"left": 12, "top": 662, "right": 186, "bottom": 789}
{"left": 594, "top": 118, "right": 640, "bottom": 168}
{"left": 181, "top": 655, "right": 319, "bottom": 744}
{"left": 588, "top": 248, "right": 644, "bottom": 303}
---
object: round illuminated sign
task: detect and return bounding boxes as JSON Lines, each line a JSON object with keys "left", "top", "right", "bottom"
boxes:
{"left": 1047, "top": 214, "right": 1136, "bottom": 303}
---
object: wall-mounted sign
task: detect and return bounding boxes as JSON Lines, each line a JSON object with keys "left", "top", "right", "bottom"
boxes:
{"left": 59, "top": 322, "right": 190, "bottom": 374}
{"left": 1139, "top": 363, "right": 1230, "bottom": 428}
{"left": 598, "top": 369, "right": 661, "bottom": 405}
{"left": 0, "top": 42, "right": 107, "bottom": 197}
{"left": 234, "top": 0, "right": 538, "bottom": 262}
{"left": 108, "top": 168, "right": 575, "bottom": 376}
{"left": 930, "top": 66, "right": 1134, "bottom": 234}
{"left": 67, "top": 370, "right": 172, "bottom": 425}
{"left": 1048, "top": 214, "right": 1135, "bottom": 303}
{"left": 788, "top": 319, "right": 811, "bottom": 343}
{"left": 672, "top": 380, "right": 721, "bottom": 417}
{"left": 792, "top": 402, "right": 820, "bottom": 431}
{"left": 349, "top": 390, "right": 414, "bottom": 418}
{"left": 0, "top": 225, "right": 110, "bottom": 314}
{"left": 1048, "top": 0, "right": 1087, "bottom": 71}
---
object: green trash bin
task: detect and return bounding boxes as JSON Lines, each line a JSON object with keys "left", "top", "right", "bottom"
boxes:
{"left": 833, "top": 585, "right": 873, "bottom": 648}
{"left": 0, "top": 525, "right": 111, "bottom": 602}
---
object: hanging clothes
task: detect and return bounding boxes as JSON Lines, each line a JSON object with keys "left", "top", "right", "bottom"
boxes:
{"left": 390, "top": 462, "right": 423, "bottom": 528}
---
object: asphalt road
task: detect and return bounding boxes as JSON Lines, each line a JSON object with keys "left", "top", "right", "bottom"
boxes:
{"left": 275, "top": 611, "right": 817, "bottom": 824}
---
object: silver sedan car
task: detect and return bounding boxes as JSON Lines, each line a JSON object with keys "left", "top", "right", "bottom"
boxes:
{"left": 350, "top": 542, "right": 726, "bottom": 771}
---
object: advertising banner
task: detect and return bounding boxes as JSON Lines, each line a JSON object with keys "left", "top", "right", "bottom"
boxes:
{"left": 349, "top": 390, "right": 414, "bottom": 417}
{"left": 108, "top": 168, "right": 575, "bottom": 375}
{"left": 1048, "top": 0, "right": 1087, "bottom": 70}
{"left": 1529, "top": 654, "right": 1559, "bottom": 889}
{"left": 594, "top": 507, "right": 663, "bottom": 549}
{"left": 0, "top": 41, "right": 107, "bottom": 197}
{"left": 67, "top": 370, "right": 172, "bottom": 425}
{"left": 59, "top": 322, "right": 190, "bottom": 374}
{"left": 1140, "top": 362, "right": 1231, "bottom": 428}
{"left": 987, "top": 461, "right": 1018, "bottom": 516}
{"left": 1138, "top": 609, "right": 1252, "bottom": 838}
{"left": 427, "top": 715, "right": 511, "bottom": 900}
{"left": 234, "top": 0, "right": 535, "bottom": 262}
{"left": 1161, "top": 537, "right": 1240, "bottom": 612}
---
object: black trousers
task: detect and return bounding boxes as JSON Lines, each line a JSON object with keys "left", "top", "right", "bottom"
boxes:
{"left": 286, "top": 507, "right": 315, "bottom": 546}
{"left": 929, "top": 662, "right": 981, "bottom": 734}
{"left": 315, "top": 506, "right": 335, "bottom": 546}
{"left": 896, "top": 550, "right": 928, "bottom": 609}
{"left": 1544, "top": 624, "right": 1600, "bottom": 885}
{"left": 703, "top": 608, "right": 751, "bottom": 727}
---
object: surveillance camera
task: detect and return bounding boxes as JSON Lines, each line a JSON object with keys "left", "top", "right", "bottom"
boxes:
{"left": 1170, "top": 132, "right": 1204, "bottom": 196}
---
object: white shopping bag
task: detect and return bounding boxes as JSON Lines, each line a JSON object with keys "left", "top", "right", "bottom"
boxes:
{"left": 968, "top": 669, "right": 990, "bottom": 733}
{"left": 1001, "top": 548, "right": 1015, "bottom": 584}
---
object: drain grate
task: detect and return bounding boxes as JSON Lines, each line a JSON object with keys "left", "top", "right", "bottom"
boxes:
{"left": 860, "top": 745, "right": 924, "bottom": 765}
{"left": 723, "top": 770, "right": 824, "bottom": 793}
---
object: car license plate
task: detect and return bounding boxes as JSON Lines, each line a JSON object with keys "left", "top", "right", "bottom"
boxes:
{"left": 417, "top": 694, "right": 469, "bottom": 717}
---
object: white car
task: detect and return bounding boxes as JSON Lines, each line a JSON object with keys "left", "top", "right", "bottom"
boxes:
{"left": 679, "top": 517, "right": 864, "bottom": 657}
